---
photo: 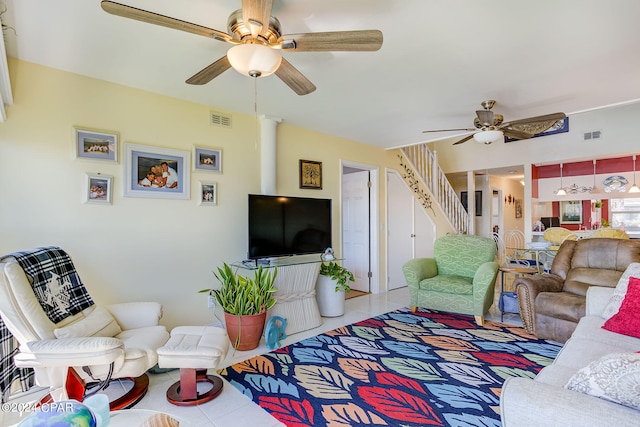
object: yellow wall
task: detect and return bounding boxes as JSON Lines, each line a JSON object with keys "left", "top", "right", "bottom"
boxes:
{"left": 0, "top": 59, "right": 404, "bottom": 328}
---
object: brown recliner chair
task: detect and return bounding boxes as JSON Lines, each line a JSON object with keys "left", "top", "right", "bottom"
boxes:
{"left": 515, "top": 237, "right": 640, "bottom": 343}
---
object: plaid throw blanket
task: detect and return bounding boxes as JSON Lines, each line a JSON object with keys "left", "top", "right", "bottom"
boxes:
{"left": 0, "top": 246, "right": 94, "bottom": 402}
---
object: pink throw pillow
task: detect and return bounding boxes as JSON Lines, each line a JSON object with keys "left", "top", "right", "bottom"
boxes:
{"left": 603, "top": 276, "right": 640, "bottom": 338}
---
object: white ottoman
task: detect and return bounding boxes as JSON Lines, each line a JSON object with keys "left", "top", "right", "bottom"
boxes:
{"left": 157, "top": 326, "right": 229, "bottom": 406}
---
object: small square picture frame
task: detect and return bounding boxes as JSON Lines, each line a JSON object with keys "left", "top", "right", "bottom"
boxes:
{"left": 299, "top": 159, "right": 322, "bottom": 189}
{"left": 198, "top": 181, "right": 217, "bottom": 206}
{"left": 193, "top": 146, "right": 222, "bottom": 173}
{"left": 84, "top": 173, "right": 113, "bottom": 205}
{"left": 74, "top": 127, "right": 119, "bottom": 163}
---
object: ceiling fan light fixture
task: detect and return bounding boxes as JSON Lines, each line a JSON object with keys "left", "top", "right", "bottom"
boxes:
{"left": 473, "top": 130, "right": 503, "bottom": 144}
{"left": 227, "top": 43, "right": 282, "bottom": 78}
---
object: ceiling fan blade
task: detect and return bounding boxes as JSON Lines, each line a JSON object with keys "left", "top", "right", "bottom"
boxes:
{"left": 502, "top": 112, "right": 566, "bottom": 127}
{"left": 242, "top": 0, "right": 273, "bottom": 38}
{"left": 475, "top": 110, "right": 494, "bottom": 126}
{"left": 279, "top": 30, "right": 383, "bottom": 52}
{"left": 422, "top": 128, "right": 475, "bottom": 133}
{"left": 186, "top": 56, "right": 232, "bottom": 85}
{"left": 502, "top": 128, "right": 534, "bottom": 141}
{"left": 101, "top": 1, "right": 234, "bottom": 43}
{"left": 274, "top": 58, "right": 316, "bottom": 95}
{"left": 452, "top": 134, "right": 475, "bottom": 145}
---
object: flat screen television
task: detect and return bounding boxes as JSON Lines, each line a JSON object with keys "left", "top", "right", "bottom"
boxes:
{"left": 248, "top": 194, "right": 332, "bottom": 260}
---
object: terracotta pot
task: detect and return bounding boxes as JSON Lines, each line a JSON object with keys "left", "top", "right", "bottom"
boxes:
{"left": 223, "top": 311, "right": 267, "bottom": 350}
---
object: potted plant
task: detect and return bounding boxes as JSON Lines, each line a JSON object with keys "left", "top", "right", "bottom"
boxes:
{"left": 316, "top": 262, "right": 355, "bottom": 317}
{"left": 200, "top": 263, "right": 277, "bottom": 350}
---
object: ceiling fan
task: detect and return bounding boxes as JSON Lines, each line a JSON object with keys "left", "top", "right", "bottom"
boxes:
{"left": 101, "top": 0, "right": 383, "bottom": 95}
{"left": 422, "top": 100, "right": 566, "bottom": 145}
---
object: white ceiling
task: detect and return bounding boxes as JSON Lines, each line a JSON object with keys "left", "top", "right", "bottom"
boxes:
{"left": 3, "top": 0, "right": 640, "bottom": 149}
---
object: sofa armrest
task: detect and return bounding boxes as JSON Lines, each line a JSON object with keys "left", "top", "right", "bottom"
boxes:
{"left": 106, "top": 302, "right": 163, "bottom": 330}
{"left": 402, "top": 258, "right": 437, "bottom": 289}
{"left": 514, "top": 273, "right": 564, "bottom": 334}
{"left": 15, "top": 337, "right": 123, "bottom": 368}
{"left": 586, "top": 286, "right": 615, "bottom": 316}
{"left": 473, "top": 261, "right": 499, "bottom": 293}
{"left": 500, "top": 377, "right": 639, "bottom": 427}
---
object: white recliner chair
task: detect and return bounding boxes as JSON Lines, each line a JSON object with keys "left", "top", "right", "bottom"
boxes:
{"left": 0, "top": 247, "right": 170, "bottom": 409}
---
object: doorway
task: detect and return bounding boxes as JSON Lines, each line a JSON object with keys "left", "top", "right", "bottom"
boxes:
{"left": 386, "top": 170, "right": 436, "bottom": 290}
{"left": 341, "top": 161, "right": 379, "bottom": 294}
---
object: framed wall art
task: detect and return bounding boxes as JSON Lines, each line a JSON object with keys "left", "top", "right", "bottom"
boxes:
{"left": 560, "top": 200, "right": 583, "bottom": 224}
{"left": 198, "top": 181, "right": 217, "bottom": 206}
{"left": 84, "top": 173, "right": 113, "bottom": 205}
{"left": 299, "top": 159, "right": 322, "bottom": 189}
{"left": 515, "top": 199, "right": 522, "bottom": 218}
{"left": 74, "top": 127, "right": 119, "bottom": 162}
{"left": 123, "top": 143, "right": 190, "bottom": 199}
{"left": 193, "top": 146, "right": 222, "bottom": 172}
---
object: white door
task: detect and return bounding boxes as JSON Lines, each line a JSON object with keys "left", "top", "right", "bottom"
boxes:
{"left": 342, "top": 171, "right": 370, "bottom": 292}
{"left": 387, "top": 171, "right": 436, "bottom": 290}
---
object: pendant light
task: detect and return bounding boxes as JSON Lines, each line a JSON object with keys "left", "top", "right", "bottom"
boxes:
{"left": 630, "top": 155, "right": 640, "bottom": 193}
{"left": 555, "top": 163, "right": 567, "bottom": 196}
{"left": 590, "top": 159, "right": 600, "bottom": 194}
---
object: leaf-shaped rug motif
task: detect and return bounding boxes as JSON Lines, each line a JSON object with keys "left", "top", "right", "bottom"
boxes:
{"left": 294, "top": 365, "right": 355, "bottom": 399}
{"left": 222, "top": 308, "right": 562, "bottom": 427}
{"left": 321, "top": 402, "right": 387, "bottom": 426}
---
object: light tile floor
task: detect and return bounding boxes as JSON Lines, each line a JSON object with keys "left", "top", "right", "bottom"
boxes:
{"left": 4, "top": 285, "right": 522, "bottom": 427}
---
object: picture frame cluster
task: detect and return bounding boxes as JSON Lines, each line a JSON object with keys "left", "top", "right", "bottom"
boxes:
{"left": 75, "top": 126, "right": 221, "bottom": 206}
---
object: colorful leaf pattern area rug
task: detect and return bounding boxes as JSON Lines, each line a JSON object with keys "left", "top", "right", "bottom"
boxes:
{"left": 220, "top": 308, "right": 562, "bottom": 427}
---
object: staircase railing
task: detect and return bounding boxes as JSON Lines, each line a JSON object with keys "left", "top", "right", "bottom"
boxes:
{"left": 401, "top": 144, "right": 469, "bottom": 234}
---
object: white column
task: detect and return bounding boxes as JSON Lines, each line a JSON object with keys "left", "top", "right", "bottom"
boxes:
{"left": 467, "top": 170, "right": 475, "bottom": 235}
{"left": 524, "top": 162, "right": 533, "bottom": 242}
{"left": 260, "top": 115, "right": 282, "bottom": 195}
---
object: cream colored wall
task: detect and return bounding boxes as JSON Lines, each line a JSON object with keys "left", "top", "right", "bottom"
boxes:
{"left": 0, "top": 59, "right": 405, "bottom": 328}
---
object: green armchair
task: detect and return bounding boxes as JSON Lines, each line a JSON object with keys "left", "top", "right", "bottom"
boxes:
{"left": 402, "top": 234, "right": 499, "bottom": 325}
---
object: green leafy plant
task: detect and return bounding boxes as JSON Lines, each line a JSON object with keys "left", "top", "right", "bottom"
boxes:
{"left": 601, "top": 218, "right": 609, "bottom": 227}
{"left": 199, "top": 263, "right": 277, "bottom": 315}
{"left": 594, "top": 201, "right": 602, "bottom": 208}
{"left": 319, "top": 262, "right": 355, "bottom": 292}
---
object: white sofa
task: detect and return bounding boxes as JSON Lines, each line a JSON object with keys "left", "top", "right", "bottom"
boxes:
{"left": 500, "top": 286, "right": 640, "bottom": 426}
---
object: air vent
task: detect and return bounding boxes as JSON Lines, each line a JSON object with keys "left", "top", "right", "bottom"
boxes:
{"left": 583, "top": 130, "right": 602, "bottom": 140}
{"left": 210, "top": 111, "right": 232, "bottom": 128}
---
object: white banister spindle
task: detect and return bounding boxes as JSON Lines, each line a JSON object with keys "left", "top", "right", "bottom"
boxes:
{"left": 401, "top": 144, "right": 468, "bottom": 234}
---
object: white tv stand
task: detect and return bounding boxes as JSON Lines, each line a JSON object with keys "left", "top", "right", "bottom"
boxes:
{"left": 232, "top": 255, "right": 326, "bottom": 335}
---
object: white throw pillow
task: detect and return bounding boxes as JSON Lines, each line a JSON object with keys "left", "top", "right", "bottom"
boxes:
{"left": 602, "top": 262, "right": 640, "bottom": 320}
{"left": 565, "top": 352, "right": 640, "bottom": 410}
{"left": 54, "top": 306, "right": 122, "bottom": 339}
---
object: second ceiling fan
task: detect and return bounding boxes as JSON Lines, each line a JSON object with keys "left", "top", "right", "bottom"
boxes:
{"left": 422, "top": 100, "right": 566, "bottom": 145}
{"left": 101, "top": 0, "right": 383, "bottom": 95}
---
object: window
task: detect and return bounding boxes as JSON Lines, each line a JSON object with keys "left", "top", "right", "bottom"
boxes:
{"left": 610, "top": 198, "right": 640, "bottom": 234}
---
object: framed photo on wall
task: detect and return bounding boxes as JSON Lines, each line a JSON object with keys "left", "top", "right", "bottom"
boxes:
{"left": 84, "top": 173, "right": 113, "bottom": 205}
{"left": 198, "top": 181, "right": 217, "bottom": 206}
{"left": 515, "top": 199, "right": 523, "bottom": 218}
{"left": 193, "top": 146, "right": 222, "bottom": 172}
{"left": 299, "top": 159, "right": 322, "bottom": 189}
{"left": 560, "top": 200, "right": 583, "bottom": 224}
{"left": 74, "top": 127, "right": 119, "bottom": 162}
{"left": 123, "top": 143, "right": 190, "bottom": 199}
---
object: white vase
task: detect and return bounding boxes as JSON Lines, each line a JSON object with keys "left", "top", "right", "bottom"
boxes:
{"left": 316, "top": 274, "right": 345, "bottom": 317}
